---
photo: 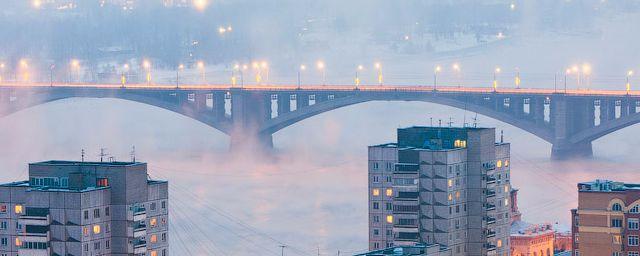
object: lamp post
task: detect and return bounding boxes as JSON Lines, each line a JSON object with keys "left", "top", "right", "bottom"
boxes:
{"left": 627, "top": 70, "right": 634, "bottom": 93}
{"left": 70, "top": 59, "right": 80, "bottom": 83}
{"left": 0, "top": 63, "right": 4, "bottom": 83}
{"left": 121, "top": 64, "right": 129, "bottom": 88}
{"left": 298, "top": 64, "right": 306, "bottom": 89}
{"left": 197, "top": 61, "right": 205, "bottom": 84}
{"left": 433, "top": 65, "right": 441, "bottom": 90}
{"left": 452, "top": 63, "right": 461, "bottom": 87}
{"left": 143, "top": 60, "right": 151, "bottom": 86}
{"left": 493, "top": 67, "right": 501, "bottom": 91}
{"left": 49, "top": 64, "right": 55, "bottom": 87}
{"left": 232, "top": 64, "right": 239, "bottom": 87}
{"left": 317, "top": 61, "right": 326, "bottom": 86}
{"left": 374, "top": 62, "right": 383, "bottom": 85}
{"left": 355, "top": 65, "right": 363, "bottom": 88}
{"left": 515, "top": 67, "right": 521, "bottom": 89}
{"left": 176, "top": 64, "right": 184, "bottom": 89}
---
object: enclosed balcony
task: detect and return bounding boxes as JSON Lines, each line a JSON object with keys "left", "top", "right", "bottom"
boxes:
{"left": 486, "top": 229, "right": 496, "bottom": 238}
{"left": 19, "top": 208, "right": 50, "bottom": 226}
{"left": 486, "top": 189, "right": 496, "bottom": 198}
{"left": 484, "top": 216, "right": 496, "bottom": 225}
{"left": 485, "top": 203, "right": 496, "bottom": 211}
{"left": 132, "top": 238, "right": 147, "bottom": 254}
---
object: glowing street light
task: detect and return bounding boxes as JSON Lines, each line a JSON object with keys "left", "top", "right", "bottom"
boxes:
{"left": 627, "top": 70, "right": 634, "bottom": 93}
{"left": 433, "top": 65, "right": 442, "bottom": 90}
{"left": 70, "top": 59, "right": 80, "bottom": 82}
{"left": 355, "top": 65, "right": 364, "bottom": 88}
{"left": 176, "top": 64, "right": 184, "bottom": 88}
{"left": 231, "top": 64, "right": 239, "bottom": 87}
{"left": 452, "top": 63, "right": 461, "bottom": 87}
{"left": 19, "top": 59, "right": 29, "bottom": 82}
{"left": 32, "top": 0, "right": 42, "bottom": 9}
{"left": 197, "top": 61, "right": 206, "bottom": 84}
{"left": 515, "top": 68, "right": 521, "bottom": 89}
{"left": 193, "top": 0, "right": 208, "bottom": 11}
{"left": 261, "top": 61, "right": 269, "bottom": 83}
{"left": 374, "top": 62, "right": 383, "bottom": 85}
{"left": 143, "top": 60, "right": 151, "bottom": 85}
{"left": 564, "top": 68, "right": 572, "bottom": 92}
{"left": 298, "top": 64, "right": 306, "bottom": 89}
{"left": 0, "top": 62, "right": 5, "bottom": 83}
{"left": 581, "top": 63, "right": 592, "bottom": 89}
{"left": 121, "top": 63, "right": 130, "bottom": 88}
{"left": 317, "top": 60, "right": 326, "bottom": 85}
{"left": 493, "top": 67, "right": 501, "bottom": 90}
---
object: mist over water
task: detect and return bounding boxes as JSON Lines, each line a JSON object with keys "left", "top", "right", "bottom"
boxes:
{"left": 2, "top": 1, "right": 640, "bottom": 255}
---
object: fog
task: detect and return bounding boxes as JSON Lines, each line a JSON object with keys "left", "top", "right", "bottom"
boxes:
{"left": 2, "top": 1, "right": 640, "bottom": 255}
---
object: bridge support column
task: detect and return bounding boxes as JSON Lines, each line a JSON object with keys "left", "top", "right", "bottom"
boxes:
{"left": 550, "top": 95, "right": 594, "bottom": 160}
{"left": 229, "top": 89, "right": 274, "bottom": 152}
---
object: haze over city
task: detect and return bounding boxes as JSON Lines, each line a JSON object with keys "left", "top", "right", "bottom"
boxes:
{"left": 1, "top": 1, "right": 640, "bottom": 256}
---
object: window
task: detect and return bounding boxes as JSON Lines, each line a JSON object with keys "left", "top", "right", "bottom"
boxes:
{"left": 448, "top": 179, "right": 453, "bottom": 187}
{"left": 94, "top": 209, "right": 100, "bottom": 218}
{"left": 84, "top": 210, "right": 89, "bottom": 220}
{"left": 386, "top": 215, "right": 393, "bottom": 224}
{"left": 151, "top": 251, "right": 158, "bottom": 256}
{"left": 105, "top": 240, "right": 110, "bottom": 249}
{"left": 15, "top": 238, "right": 21, "bottom": 247}
{"left": 14, "top": 205, "right": 23, "bottom": 214}
{"left": 612, "top": 203, "right": 623, "bottom": 212}
{"left": 497, "top": 239, "right": 502, "bottom": 248}
{"left": 162, "top": 201, "right": 166, "bottom": 209}
{"left": 385, "top": 189, "right": 393, "bottom": 197}
{"left": 612, "top": 219, "right": 623, "bottom": 228}
{"left": 105, "top": 207, "right": 110, "bottom": 216}
{"left": 1, "top": 237, "right": 7, "bottom": 246}
{"left": 372, "top": 202, "right": 379, "bottom": 210}
{"left": 628, "top": 252, "right": 639, "bottom": 256}
{"left": 448, "top": 193, "right": 453, "bottom": 201}
{"left": 151, "top": 202, "right": 156, "bottom": 211}
{"left": 612, "top": 252, "right": 621, "bottom": 256}
{"left": 0, "top": 221, "right": 6, "bottom": 230}
{"left": 0, "top": 204, "right": 6, "bottom": 213}
{"left": 94, "top": 242, "right": 100, "bottom": 250}
{"left": 150, "top": 218, "right": 157, "bottom": 227}
{"left": 83, "top": 243, "right": 88, "bottom": 252}
{"left": 93, "top": 225, "right": 101, "bottom": 234}
{"left": 372, "top": 189, "right": 380, "bottom": 196}
{"left": 629, "top": 218, "right": 639, "bottom": 230}
{"left": 96, "top": 178, "right": 109, "bottom": 187}
{"left": 83, "top": 227, "right": 89, "bottom": 236}
{"left": 629, "top": 235, "right": 639, "bottom": 246}
{"left": 373, "top": 229, "right": 379, "bottom": 235}
{"left": 162, "top": 233, "right": 167, "bottom": 242}
{"left": 505, "top": 198, "right": 509, "bottom": 206}
{"left": 372, "top": 176, "right": 379, "bottom": 183}
{"left": 456, "top": 191, "right": 460, "bottom": 199}
{"left": 386, "top": 203, "right": 392, "bottom": 211}
{"left": 373, "top": 216, "right": 379, "bottom": 223}
{"left": 496, "top": 160, "right": 502, "bottom": 168}
{"left": 631, "top": 205, "right": 640, "bottom": 213}
{"left": 372, "top": 162, "right": 379, "bottom": 170}
{"left": 162, "top": 249, "right": 167, "bottom": 256}
{"left": 613, "top": 235, "right": 622, "bottom": 244}
{"left": 150, "top": 234, "right": 158, "bottom": 243}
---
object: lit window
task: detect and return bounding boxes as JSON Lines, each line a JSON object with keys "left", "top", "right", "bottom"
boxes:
{"left": 83, "top": 227, "right": 89, "bottom": 236}
{"left": 448, "top": 193, "right": 453, "bottom": 201}
{"left": 372, "top": 189, "right": 380, "bottom": 196}
{"left": 0, "top": 204, "right": 6, "bottom": 213}
{"left": 448, "top": 179, "right": 453, "bottom": 187}
{"left": 497, "top": 239, "right": 502, "bottom": 248}
{"left": 386, "top": 215, "right": 393, "bottom": 224}
{"left": 15, "top": 238, "right": 21, "bottom": 247}
{"left": 150, "top": 234, "right": 158, "bottom": 243}
{"left": 455, "top": 191, "right": 460, "bottom": 199}
{"left": 93, "top": 225, "right": 101, "bottom": 234}
{"left": 614, "top": 235, "right": 622, "bottom": 244}
{"left": 14, "top": 205, "right": 23, "bottom": 214}
{"left": 385, "top": 189, "right": 393, "bottom": 197}
{"left": 150, "top": 251, "right": 158, "bottom": 256}
{"left": 505, "top": 199, "right": 509, "bottom": 206}
{"left": 505, "top": 160, "right": 509, "bottom": 167}
{"left": 496, "top": 160, "right": 502, "bottom": 168}
{"left": 504, "top": 185, "right": 510, "bottom": 193}
{"left": 96, "top": 178, "right": 109, "bottom": 187}
{"left": 150, "top": 218, "right": 157, "bottom": 227}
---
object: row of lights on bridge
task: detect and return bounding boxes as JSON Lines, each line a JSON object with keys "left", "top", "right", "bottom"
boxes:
{"left": 0, "top": 59, "right": 636, "bottom": 92}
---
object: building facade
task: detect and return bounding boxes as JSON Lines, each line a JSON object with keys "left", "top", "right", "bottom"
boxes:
{"left": 354, "top": 243, "right": 451, "bottom": 256}
{"left": 510, "top": 223, "right": 554, "bottom": 256}
{"left": 369, "top": 127, "right": 511, "bottom": 256}
{"left": 571, "top": 180, "right": 640, "bottom": 256}
{"left": 0, "top": 160, "right": 168, "bottom": 256}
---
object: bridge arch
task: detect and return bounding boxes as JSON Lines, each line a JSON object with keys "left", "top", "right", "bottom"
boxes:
{"left": 0, "top": 89, "right": 232, "bottom": 135}
{"left": 260, "top": 93, "right": 555, "bottom": 143}
{"left": 569, "top": 112, "right": 640, "bottom": 144}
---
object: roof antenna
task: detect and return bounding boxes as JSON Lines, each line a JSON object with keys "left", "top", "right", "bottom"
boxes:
{"left": 81, "top": 149, "right": 85, "bottom": 162}
{"left": 448, "top": 117, "right": 454, "bottom": 127}
{"left": 501, "top": 130, "right": 504, "bottom": 143}
{"left": 438, "top": 119, "right": 442, "bottom": 127}
{"left": 130, "top": 146, "right": 136, "bottom": 162}
{"left": 99, "top": 148, "right": 108, "bottom": 162}
{"left": 430, "top": 117, "right": 433, "bottom": 127}
{"left": 473, "top": 113, "right": 479, "bottom": 128}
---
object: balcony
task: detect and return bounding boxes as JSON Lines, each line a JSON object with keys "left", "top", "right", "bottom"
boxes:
{"left": 133, "top": 223, "right": 147, "bottom": 238}
{"left": 19, "top": 208, "right": 50, "bottom": 226}
{"left": 486, "top": 190, "right": 496, "bottom": 198}
{"left": 132, "top": 239, "right": 147, "bottom": 254}
{"left": 395, "top": 163, "right": 419, "bottom": 173}
{"left": 486, "top": 176, "right": 496, "bottom": 185}
{"left": 132, "top": 206, "right": 147, "bottom": 222}
{"left": 484, "top": 216, "right": 496, "bottom": 225}
{"left": 486, "top": 229, "right": 496, "bottom": 238}
{"left": 486, "top": 243, "right": 497, "bottom": 251}
{"left": 18, "top": 248, "right": 50, "bottom": 256}
{"left": 485, "top": 203, "right": 496, "bottom": 211}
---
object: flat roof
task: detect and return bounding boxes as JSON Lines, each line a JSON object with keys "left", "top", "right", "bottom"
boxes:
{"left": 31, "top": 160, "right": 144, "bottom": 167}
{"left": 578, "top": 179, "right": 640, "bottom": 192}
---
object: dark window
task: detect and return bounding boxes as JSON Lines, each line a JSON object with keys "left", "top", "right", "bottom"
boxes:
{"left": 83, "top": 210, "right": 89, "bottom": 220}
{"left": 105, "top": 207, "right": 110, "bottom": 216}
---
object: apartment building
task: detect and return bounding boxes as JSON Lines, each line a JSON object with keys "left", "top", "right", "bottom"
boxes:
{"left": 369, "top": 127, "right": 511, "bottom": 256}
{"left": 0, "top": 160, "right": 168, "bottom": 256}
{"left": 571, "top": 180, "right": 640, "bottom": 256}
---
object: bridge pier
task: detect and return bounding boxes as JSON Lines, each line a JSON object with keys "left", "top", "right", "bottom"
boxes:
{"left": 229, "top": 89, "right": 274, "bottom": 152}
{"left": 551, "top": 141, "right": 593, "bottom": 160}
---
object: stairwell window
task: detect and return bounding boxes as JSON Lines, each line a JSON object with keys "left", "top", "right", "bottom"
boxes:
{"left": 372, "top": 189, "right": 380, "bottom": 196}
{"left": 14, "top": 205, "right": 23, "bottom": 214}
{"left": 385, "top": 189, "right": 393, "bottom": 197}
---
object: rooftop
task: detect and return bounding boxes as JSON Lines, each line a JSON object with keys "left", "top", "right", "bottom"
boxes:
{"left": 578, "top": 179, "right": 640, "bottom": 192}
{"left": 353, "top": 244, "right": 448, "bottom": 256}
{"left": 31, "top": 160, "right": 143, "bottom": 167}
{"left": 511, "top": 221, "right": 555, "bottom": 237}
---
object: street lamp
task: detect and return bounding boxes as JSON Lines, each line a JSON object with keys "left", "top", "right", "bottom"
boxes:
{"left": 374, "top": 62, "right": 383, "bottom": 85}
{"left": 433, "top": 65, "right": 442, "bottom": 90}
{"left": 355, "top": 65, "right": 364, "bottom": 88}
{"left": 232, "top": 64, "right": 239, "bottom": 87}
{"left": 581, "top": 63, "right": 591, "bottom": 90}
{"left": 19, "top": 59, "right": 29, "bottom": 82}
{"left": 298, "top": 64, "right": 306, "bottom": 89}
{"left": 122, "top": 64, "right": 129, "bottom": 88}
{"left": 627, "top": 70, "right": 634, "bottom": 93}
{"left": 143, "top": 60, "right": 151, "bottom": 85}
{"left": 564, "top": 68, "right": 571, "bottom": 93}
{"left": 176, "top": 64, "right": 184, "bottom": 89}
{"left": 197, "top": 61, "right": 205, "bottom": 84}
{"left": 493, "top": 67, "right": 501, "bottom": 91}
{"left": 261, "top": 61, "right": 269, "bottom": 84}
{"left": 317, "top": 61, "right": 326, "bottom": 85}
{"left": 70, "top": 59, "right": 80, "bottom": 83}
{"left": 515, "top": 68, "right": 521, "bottom": 89}
{"left": 452, "top": 63, "right": 461, "bottom": 87}
{"left": 0, "top": 63, "right": 5, "bottom": 83}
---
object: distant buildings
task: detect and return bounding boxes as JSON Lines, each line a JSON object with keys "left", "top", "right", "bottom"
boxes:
{"left": 0, "top": 160, "right": 168, "bottom": 256}
{"left": 571, "top": 180, "right": 640, "bottom": 256}
{"left": 368, "top": 126, "right": 511, "bottom": 256}
{"left": 354, "top": 243, "right": 450, "bottom": 256}
{"left": 510, "top": 222, "right": 555, "bottom": 256}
